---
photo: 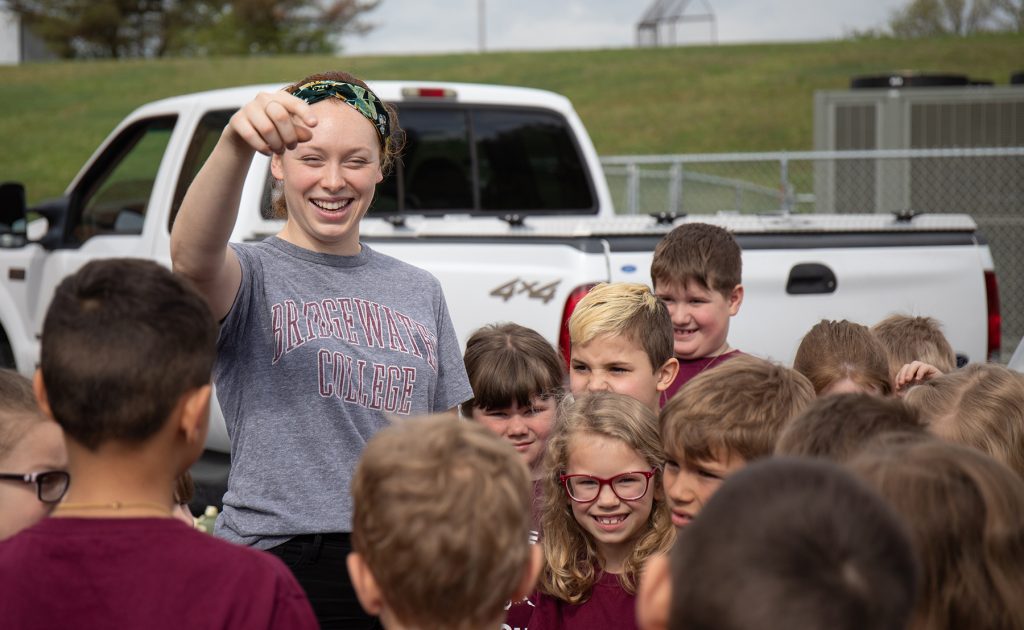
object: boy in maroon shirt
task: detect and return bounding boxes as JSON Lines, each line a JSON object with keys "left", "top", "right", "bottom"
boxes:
{"left": 651, "top": 222, "right": 745, "bottom": 406}
{"left": 0, "top": 259, "right": 317, "bottom": 630}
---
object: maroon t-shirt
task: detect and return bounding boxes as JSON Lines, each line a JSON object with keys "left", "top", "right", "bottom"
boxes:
{"left": 0, "top": 517, "right": 318, "bottom": 629}
{"left": 504, "top": 479, "right": 548, "bottom": 629}
{"left": 660, "top": 350, "right": 742, "bottom": 407}
{"left": 527, "top": 572, "right": 638, "bottom": 630}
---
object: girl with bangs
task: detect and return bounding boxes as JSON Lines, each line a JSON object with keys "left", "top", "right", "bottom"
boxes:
{"left": 529, "top": 392, "right": 674, "bottom": 630}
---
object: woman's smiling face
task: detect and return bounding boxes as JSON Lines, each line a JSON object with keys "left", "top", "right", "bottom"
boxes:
{"left": 272, "top": 100, "right": 383, "bottom": 256}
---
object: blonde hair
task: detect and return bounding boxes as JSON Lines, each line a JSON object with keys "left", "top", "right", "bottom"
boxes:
{"left": 350, "top": 414, "right": 533, "bottom": 630}
{"left": 461, "top": 322, "right": 565, "bottom": 416}
{"left": 568, "top": 283, "right": 673, "bottom": 370}
{"left": 872, "top": 314, "right": 956, "bottom": 377}
{"left": 650, "top": 222, "right": 742, "bottom": 295}
{"left": 661, "top": 354, "right": 815, "bottom": 463}
{"left": 793, "top": 319, "right": 893, "bottom": 395}
{"left": 0, "top": 369, "right": 46, "bottom": 461}
{"left": 539, "top": 392, "right": 674, "bottom": 602}
{"left": 850, "top": 440, "right": 1024, "bottom": 630}
{"left": 904, "top": 363, "right": 1024, "bottom": 478}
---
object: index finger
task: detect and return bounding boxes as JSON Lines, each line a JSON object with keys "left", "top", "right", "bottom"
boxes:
{"left": 276, "top": 90, "right": 318, "bottom": 127}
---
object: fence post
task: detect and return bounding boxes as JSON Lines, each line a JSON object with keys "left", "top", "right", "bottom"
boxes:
{"left": 626, "top": 162, "right": 640, "bottom": 215}
{"left": 668, "top": 162, "right": 683, "bottom": 214}
{"left": 779, "top": 154, "right": 794, "bottom": 213}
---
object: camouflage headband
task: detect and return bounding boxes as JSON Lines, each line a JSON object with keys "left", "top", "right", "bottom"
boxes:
{"left": 291, "top": 80, "right": 391, "bottom": 147}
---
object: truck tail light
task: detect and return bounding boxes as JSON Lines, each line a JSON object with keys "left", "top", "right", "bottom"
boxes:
{"left": 985, "top": 270, "right": 1001, "bottom": 362}
{"left": 559, "top": 283, "right": 597, "bottom": 368}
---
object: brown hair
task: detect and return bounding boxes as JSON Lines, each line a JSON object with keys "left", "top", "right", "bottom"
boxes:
{"left": 904, "top": 363, "right": 1024, "bottom": 478}
{"left": 872, "top": 314, "right": 956, "bottom": 377}
{"left": 40, "top": 259, "right": 217, "bottom": 451}
{"left": 660, "top": 354, "right": 815, "bottom": 464}
{"left": 174, "top": 470, "right": 195, "bottom": 505}
{"left": 568, "top": 282, "right": 673, "bottom": 371}
{"left": 351, "top": 414, "right": 533, "bottom": 630}
{"left": 270, "top": 69, "right": 405, "bottom": 219}
{"left": 850, "top": 440, "right": 1024, "bottom": 630}
{"left": 539, "top": 392, "right": 673, "bottom": 602}
{"left": 461, "top": 322, "right": 564, "bottom": 416}
{"left": 775, "top": 393, "right": 926, "bottom": 462}
{"left": 0, "top": 369, "right": 46, "bottom": 461}
{"left": 670, "top": 458, "right": 918, "bottom": 630}
{"left": 650, "top": 222, "right": 742, "bottom": 296}
{"left": 793, "top": 319, "right": 893, "bottom": 396}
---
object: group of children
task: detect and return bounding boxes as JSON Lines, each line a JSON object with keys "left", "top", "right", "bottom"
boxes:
{"left": 2, "top": 218, "right": 1024, "bottom": 630}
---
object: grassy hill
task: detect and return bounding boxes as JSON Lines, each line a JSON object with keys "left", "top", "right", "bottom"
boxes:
{"left": 1, "top": 33, "right": 1020, "bottom": 204}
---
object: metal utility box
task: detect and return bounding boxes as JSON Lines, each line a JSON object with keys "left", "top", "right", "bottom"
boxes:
{"left": 813, "top": 82, "right": 1024, "bottom": 214}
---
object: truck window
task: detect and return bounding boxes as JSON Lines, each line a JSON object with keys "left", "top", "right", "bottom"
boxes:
{"left": 373, "top": 105, "right": 596, "bottom": 216}
{"left": 474, "top": 109, "right": 593, "bottom": 212}
{"left": 168, "top": 110, "right": 233, "bottom": 232}
{"left": 70, "top": 117, "right": 175, "bottom": 245}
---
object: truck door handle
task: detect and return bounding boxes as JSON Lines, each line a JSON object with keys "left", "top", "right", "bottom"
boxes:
{"left": 786, "top": 263, "right": 837, "bottom": 295}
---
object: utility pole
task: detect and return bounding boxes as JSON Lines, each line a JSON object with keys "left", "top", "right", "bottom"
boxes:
{"left": 478, "top": 0, "right": 486, "bottom": 52}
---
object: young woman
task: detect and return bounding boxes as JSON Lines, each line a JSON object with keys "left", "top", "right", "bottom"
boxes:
{"left": 170, "top": 71, "right": 472, "bottom": 629}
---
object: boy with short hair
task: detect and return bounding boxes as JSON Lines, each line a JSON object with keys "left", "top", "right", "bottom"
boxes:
{"left": 567, "top": 282, "right": 679, "bottom": 413}
{"left": 0, "top": 259, "right": 316, "bottom": 628}
{"left": 636, "top": 458, "right": 918, "bottom": 630}
{"left": 651, "top": 222, "right": 744, "bottom": 403}
{"left": 659, "top": 354, "right": 813, "bottom": 527}
{"left": 775, "top": 392, "right": 926, "bottom": 462}
{"left": 872, "top": 314, "right": 956, "bottom": 392}
{"left": 347, "top": 414, "right": 542, "bottom": 630}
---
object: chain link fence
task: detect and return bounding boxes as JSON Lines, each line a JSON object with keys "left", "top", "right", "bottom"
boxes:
{"left": 602, "top": 148, "right": 1024, "bottom": 360}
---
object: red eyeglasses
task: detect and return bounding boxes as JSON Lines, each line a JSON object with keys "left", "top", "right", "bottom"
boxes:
{"left": 559, "top": 468, "right": 657, "bottom": 503}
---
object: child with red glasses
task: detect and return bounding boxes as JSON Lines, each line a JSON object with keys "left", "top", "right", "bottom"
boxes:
{"left": 529, "top": 392, "right": 674, "bottom": 630}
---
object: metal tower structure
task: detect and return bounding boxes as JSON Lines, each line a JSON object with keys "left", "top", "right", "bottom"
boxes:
{"left": 637, "top": 0, "right": 717, "bottom": 47}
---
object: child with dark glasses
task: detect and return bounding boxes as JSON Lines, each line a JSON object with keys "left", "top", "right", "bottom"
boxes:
{"left": 0, "top": 369, "right": 68, "bottom": 540}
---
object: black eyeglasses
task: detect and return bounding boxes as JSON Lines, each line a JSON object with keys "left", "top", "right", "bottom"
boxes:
{"left": 0, "top": 471, "right": 71, "bottom": 503}
{"left": 559, "top": 468, "right": 657, "bottom": 503}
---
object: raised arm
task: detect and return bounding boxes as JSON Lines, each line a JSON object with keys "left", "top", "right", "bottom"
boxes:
{"left": 170, "top": 91, "right": 317, "bottom": 320}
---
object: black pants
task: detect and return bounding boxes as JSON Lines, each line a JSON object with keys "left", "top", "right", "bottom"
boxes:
{"left": 267, "top": 533, "right": 382, "bottom": 630}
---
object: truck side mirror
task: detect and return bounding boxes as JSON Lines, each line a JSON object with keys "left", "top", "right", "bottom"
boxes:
{"left": 0, "top": 182, "right": 28, "bottom": 248}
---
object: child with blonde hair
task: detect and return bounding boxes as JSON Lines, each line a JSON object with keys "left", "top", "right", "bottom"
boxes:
{"left": 793, "top": 319, "right": 893, "bottom": 396}
{"left": 660, "top": 354, "right": 814, "bottom": 526}
{"left": 904, "top": 363, "right": 1024, "bottom": 477}
{"left": 347, "top": 414, "right": 541, "bottom": 630}
{"left": 0, "top": 369, "right": 68, "bottom": 540}
{"left": 530, "top": 392, "right": 674, "bottom": 630}
{"left": 850, "top": 439, "right": 1024, "bottom": 630}
{"left": 568, "top": 283, "right": 678, "bottom": 412}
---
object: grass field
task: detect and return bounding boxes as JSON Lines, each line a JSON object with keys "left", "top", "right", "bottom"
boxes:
{"left": 1, "top": 33, "right": 1021, "bottom": 204}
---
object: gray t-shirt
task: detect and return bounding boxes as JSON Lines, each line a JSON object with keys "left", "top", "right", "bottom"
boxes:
{"left": 213, "top": 237, "right": 472, "bottom": 548}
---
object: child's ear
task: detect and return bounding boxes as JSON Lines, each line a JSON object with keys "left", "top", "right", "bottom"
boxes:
{"left": 636, "top": 551, "right": 672, "bottom": 630}
{"left": 655, "top": 357, "right": 679, "bottom": 394}
{"left": 727, "top": 284, "right": 744, "bottom": 316}
{"left": 347, "top": 552, "right": 384, "bottom": 616}
{"left": 32, "top": 369, "right": 54, "bottom": 419}
{"left": 178, "top": 384, "right": 212, "bottom": 446}
{"left": 511, "top": 545, "right": 544, "bottom": 602}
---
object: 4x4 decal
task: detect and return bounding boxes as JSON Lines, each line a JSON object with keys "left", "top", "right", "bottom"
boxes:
{"left": 490, "top": 278, "right": 562, "bottom": 304}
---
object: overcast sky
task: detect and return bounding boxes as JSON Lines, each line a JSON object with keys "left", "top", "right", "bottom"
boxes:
{"left": 351, "top": 0, "right": 908, "bottom": 55}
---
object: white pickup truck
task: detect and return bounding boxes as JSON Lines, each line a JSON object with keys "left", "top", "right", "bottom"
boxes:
{"left": 0, "top": 81, "right": 1000, "bottom": 500}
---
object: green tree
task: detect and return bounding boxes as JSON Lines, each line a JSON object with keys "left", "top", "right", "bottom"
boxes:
{"left": 5, "top": 0, "right": 380, "bottom": 58}
{"left": 888, "top": 0, "right": 1008, "bottom": 36}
